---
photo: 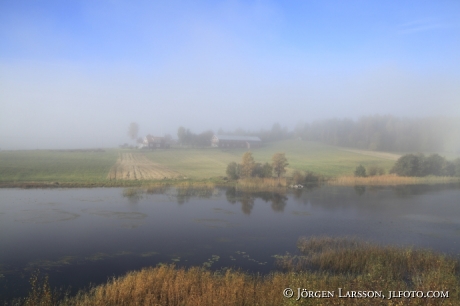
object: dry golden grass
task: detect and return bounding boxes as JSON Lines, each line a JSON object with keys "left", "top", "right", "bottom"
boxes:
{"left": 14, "top": 237, "right": 460, "bottom": 306}
{"left": 329, "top": 174, "right": 460, "bottom": 186}
{"left": 58, "top": 265, "right": 286, "bottom": 306}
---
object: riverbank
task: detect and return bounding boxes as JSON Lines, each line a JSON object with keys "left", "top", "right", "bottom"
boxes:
{"left": 15, "top": 237, "right": 460, "bottom": 306}
{"left": 4, "top": 177, "right": 459, "bottom": 189}
{"left": 328, "top": 174, "right": 460, "bottom": 186}
{"left": 1, "top": 174, "right": 459, "bottom": 189}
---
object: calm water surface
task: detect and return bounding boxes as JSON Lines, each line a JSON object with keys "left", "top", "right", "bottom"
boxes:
{"left": 1, "top": 184, "right": 460, "bottom": 300}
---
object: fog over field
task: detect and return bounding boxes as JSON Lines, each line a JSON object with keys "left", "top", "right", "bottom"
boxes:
{"left": 1, "top": 1, "right": 459, "bottom": 149}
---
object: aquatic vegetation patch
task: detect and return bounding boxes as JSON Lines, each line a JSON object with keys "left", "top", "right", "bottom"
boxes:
{"left": 233, "top": 251, "right": 267, "bottom": 265}
{"left": 140, "top": 251, "right": 159, "bottom": 257}
{"left": 81, "top": 208, "right": 147, "bottom": 228}
{"left": 202, "top": 255, "right": 220, "bottom": 268}
{"left": 26, "top": 256, "right": 80, "bottom": 271}
{"left": 85, "top": 253, "right": 111, "bottom": 262}
{"left": 15, "top": 209, "right": 80, "bottom": 224}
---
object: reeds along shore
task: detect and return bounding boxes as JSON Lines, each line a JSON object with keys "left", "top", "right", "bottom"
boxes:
{"left": 328, "top": 174, "right": 460, "bottom": 186}
{"left": 235, "top": 177, "right": 287, "bottom": 189}
{"left": 17, "top": 237, "right": 460, "bottom": 306}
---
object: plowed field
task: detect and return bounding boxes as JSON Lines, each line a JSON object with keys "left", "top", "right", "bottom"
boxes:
{"left": 107, "top": 153, "right": 181, "bottom": 180}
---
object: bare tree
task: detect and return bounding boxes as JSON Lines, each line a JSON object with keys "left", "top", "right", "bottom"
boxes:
{"left": 128, "top": 122, "right": 139, "bottom": 141}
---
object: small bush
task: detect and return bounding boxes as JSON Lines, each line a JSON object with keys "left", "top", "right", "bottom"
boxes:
{"left": 367, "top": 166, "right": 385, "bottom": 176}
{"left": 304, "top": 171, "right": 323, "bottom": 183}
{"left": 226, "top": 162, "right": 240, "bottom": 180}
{"left": 291, "top": 171, "right": 323, "bottom": 184}
{"left": 292, "top": 170, "right": 304, "bottom": 184}
{"left": 354, "top": 165, "right": 367, "bottom": 177}
{"left": 253, "top": 162, "right": 273, "bottom": 178}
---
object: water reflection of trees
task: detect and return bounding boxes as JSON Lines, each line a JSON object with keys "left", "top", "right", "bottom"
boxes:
{"left": 354, "top": 185, "right": 366, "bottom": 196}
{"left": 145, "top": 185, "right": 215, "bottom": 204}
{"left": 225, "top": 188, "right": 288, "bottom": 214}
{"left": 122, "top": 188, "right": 142, "bottom": 205}
{"left": 391, "top": 184, "right": 459, "bottom": 197}
{"left": 176, "top": 187, "right": 214, "bottom": 204}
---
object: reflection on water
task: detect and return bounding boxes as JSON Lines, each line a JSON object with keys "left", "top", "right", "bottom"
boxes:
{"left": 1, "top": 183, "right": 460, "bottom": 301}
{"left": 225, "top": 187, "right": 288, "bottom": 214}
{"left": 354, "top": 185, "right": 366, "bottom": 196}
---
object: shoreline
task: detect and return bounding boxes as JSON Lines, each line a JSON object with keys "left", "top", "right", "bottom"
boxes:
{"left": 1, "top": 175, "right": 458, "bottom": 189}
{"left": 13, "top": 237, "right": 460, "bottom": 305}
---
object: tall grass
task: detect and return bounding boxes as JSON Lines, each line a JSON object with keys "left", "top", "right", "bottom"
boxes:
{"left": 329, "top": 174, "right": 460, "bottom": 186}
{"left": 11, "top": 237, "right": 459, "bottom": 306}
{"left": 236, "top": 177, "right": 287, "bottom": 190}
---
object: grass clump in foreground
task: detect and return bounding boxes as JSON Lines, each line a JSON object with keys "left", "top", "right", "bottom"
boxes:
{"left": 15, "top": 237, "right": 460, "bottom": 306}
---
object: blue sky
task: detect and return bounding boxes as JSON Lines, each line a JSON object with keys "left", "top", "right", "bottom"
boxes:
{"left": 1, "top": 0, "right": 459, "bottom": 149}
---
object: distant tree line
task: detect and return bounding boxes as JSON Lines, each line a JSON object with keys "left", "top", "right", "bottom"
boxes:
{"left": 177, "top": 127, "right": 214, "bottom": 147}
{"left": 390, "top": 154, "right": 460, "bottom": 177}
{"left": 353, "top": 154, "right": 460, "bottom": 178}
{"left": 294, "top": 116, "right": 460, "bottom": 152}
{"left": 216, "top": 116, "right": 460, "bottom": 153}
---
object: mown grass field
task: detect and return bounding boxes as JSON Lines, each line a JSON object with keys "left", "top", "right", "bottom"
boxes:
{"left": 144, "top": 139, "right": 397, "bottom": 179}
{"left": 0, "top": 140, "right": 401, "bottom": 184}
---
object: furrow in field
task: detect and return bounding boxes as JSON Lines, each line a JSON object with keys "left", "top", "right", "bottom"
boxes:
{"left": 106, "top": 152, "right": 181, "bottom": 180}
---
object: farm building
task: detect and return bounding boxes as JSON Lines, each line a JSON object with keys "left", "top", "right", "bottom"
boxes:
{"left": 142, "top": 135, "right": 170, "bottom": 149}
{"left": 211, "top": 135, "right": 262, "bottom": 149}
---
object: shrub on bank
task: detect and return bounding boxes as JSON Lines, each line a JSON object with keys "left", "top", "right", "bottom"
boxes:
{"left": 226, "top": 153, "right": 286, "bottom": 180}
{"left": 367, "top": 165, "right": 385, "bottom": 176}
{"left": 354, "top": 165, "right": 367, "bottom": 177}
{"left": 292, "top": 170, "right": 324, "bottom": 185}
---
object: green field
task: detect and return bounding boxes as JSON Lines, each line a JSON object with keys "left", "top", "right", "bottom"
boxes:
{"left": 0, "top": 150, "right": 118, "bottom": 183}
{"left": 144, "top": 139, "right": 397, "bottom": 179}
{"left": 0, "top": 140, "right": 398, "bottom": 184}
